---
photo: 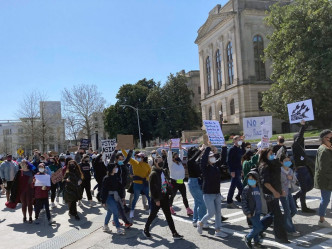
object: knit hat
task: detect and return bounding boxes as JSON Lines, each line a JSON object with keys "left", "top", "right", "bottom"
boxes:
{"left": 248, "top": 170, "right": 259, "bottom": 181}
{"left": 319, "top": 129, "right": 332, "bottom": 141}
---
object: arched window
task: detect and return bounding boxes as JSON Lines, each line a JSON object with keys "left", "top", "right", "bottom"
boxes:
{"left": 219, "top": 104, "right": 223, "bottom": 121}
{"left": 230, "top": 99, "right": 235, "bottom": 115}
{"left": 206, "top": 56, "right": 212, "bottom": 94}
{"left": 227, "top": 42, "right": 234, "bottom": 85}
{"left": 208, "top": 107, "right": 213, "bottom": 120}
{"left": 215, "top": 49, "right": 222, "bottom": 89}
{"left": 253, "top": 35, "right": 266, "bottom": 80}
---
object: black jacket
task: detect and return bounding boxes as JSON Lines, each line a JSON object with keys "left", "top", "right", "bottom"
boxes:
{"left": 101, "top": 174, "right": 123, "bottom": 204}
{"left": 149, "top": 166, "right": 171, "bottom": 201}
{"left": 292, "top": 124, "right": 307, "bottom": 168}
{"left": 227, "top": 144, "right": 245, "bottom": 172}
{"left": 259, "top": 160, "right": 282, "bottom": 195}
{"left": 79, "top": 162, "right": 91, "bottom": 181}
{"left": 92, "top": 154, "right": 107, "bottom": 184}
{"left": 200, "top": 147, "right": 221, "bottom": 194}
{"left": 187, "top": 149, "right": 202, "bottom": 178}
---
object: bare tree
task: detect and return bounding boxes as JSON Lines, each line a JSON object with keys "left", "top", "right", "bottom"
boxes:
{"left": 65, "top": 115, "right": 80, "bottom": 145}
{"left": 62, "top": 84, "right": 106, "bottom": 140}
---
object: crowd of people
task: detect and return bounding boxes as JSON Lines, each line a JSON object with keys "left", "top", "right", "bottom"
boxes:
{"left": 0, "top": 121, "right": 331, "bottom": 248}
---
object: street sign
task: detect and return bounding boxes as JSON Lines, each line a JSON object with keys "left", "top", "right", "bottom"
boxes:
{"left": 17, "top": 148, "right": 24, "bottom": 155}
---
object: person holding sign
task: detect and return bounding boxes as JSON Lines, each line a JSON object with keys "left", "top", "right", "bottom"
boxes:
{"left": 33, "top": 163, "right": 55, "bottom": 225}
{"left": 168, "top": 140, "right": 193, "bottom": 216}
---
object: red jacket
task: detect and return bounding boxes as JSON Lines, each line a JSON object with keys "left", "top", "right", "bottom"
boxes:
{"left": 32, "top": 173, "right": 50, "bottom": 199}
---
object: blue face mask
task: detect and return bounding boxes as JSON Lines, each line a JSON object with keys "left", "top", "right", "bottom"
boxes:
{"left": 283, "top": 161, "right": 292, "bottom": 167}
{"left": 268, "top": 154, "right": 275, "bottom": 161}
{"left": 118, "top": 160, "right": 124, "bottom": 166}
{"left": 136, "top": 158, "right": 141, "bottom": 162}
{"left": 248, "top": 179, "right": 257, "bottom": 186}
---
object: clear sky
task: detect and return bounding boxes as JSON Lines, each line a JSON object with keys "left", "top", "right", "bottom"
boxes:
{"left": 0, "top": 0, "right": 227, "bottom": 120}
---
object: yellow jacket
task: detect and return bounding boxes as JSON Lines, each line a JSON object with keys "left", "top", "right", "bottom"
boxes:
{"left": 122, "top": 150, "right": 151, "bottom": 184}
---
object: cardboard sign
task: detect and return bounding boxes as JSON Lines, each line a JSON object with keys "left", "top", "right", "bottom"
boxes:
{"left": 287, "top": 99, "right": 314, "bottom": 124}
{"left": 171, "top": 138, "right": 180, "bottom": 148}
{"left": 243, "top": 116, "right": 272, "bottom": 140}
{"left": 51, "top": 169, "right": 64, "bottom": 184}
{"left": 35, "top": 174, "right": 51, "bottom": 187}
{"left": 117, "top": 135, "right": 134, "bottom": 150}
{"left": 203, "top": 120, "right": 225, "bottom": 146}
{"left": 101, "top": 139, "right": 116, "bottom": 163}
{"left": 80, "top": 139, "right": 90, "bottom": 150}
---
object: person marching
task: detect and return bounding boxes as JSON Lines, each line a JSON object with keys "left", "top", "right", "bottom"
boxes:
{"left": 0, "top": 154, "right": 19, "bottom": 202}
{"left": 143, "top": 156, "right": 183, "bottom": 239}
{"left": 168, "top": 140, "right": 193, "bottom": 216}
{"left": 78, "top": 154, "right": 93, "bottom": 207}
{"left": 48, "top": 157, "right": 61, "bottom": 208}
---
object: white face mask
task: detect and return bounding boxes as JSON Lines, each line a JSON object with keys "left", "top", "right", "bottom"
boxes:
{"left": 151, "top": 154, "right": 156, "bottom": 159}
{"left": 39, "top": 168, "right": 45, "bottom": 173}
{"left": 209, "top": 157, "right": 216, "bottom": 164}
{"left": 245, "top": 148, "right": 251, "bottom": 152}
{"left": 238, "top": 141, "right": 243, "bottom": 146}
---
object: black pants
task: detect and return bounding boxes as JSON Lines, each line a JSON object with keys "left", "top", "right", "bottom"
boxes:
{"left": 69, "top": 201, "right": 78, "bottom": 215}
{"left": 145, "top": 195, "right": 177, "bottom": 234}
{"left": 81, "top": 179, "right": 92, "bottom": 201}
{"left": 50, "top": 183, "right": 57, "bottom": 202}
{"left": 35, "top": 198, "right": 51, "bottom": 220}
{"left": 169, "top": 179, "right": 189, "bottom": 208}
{"left": 294, "top": 166, "right": 313, "bottom": 208}
{"left": 267, "top": 198, "right": 288, "bottom": 241}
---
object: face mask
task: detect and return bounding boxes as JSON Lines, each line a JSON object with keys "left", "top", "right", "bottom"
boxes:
{"left": 268, "top": 154, "right": 275, "bottom": 161}
{"left": 118, "top": 160, "right": 124, "bottom": 166}
{"left": 238, "top": 141, "right": 243, "bottom": 146}
{"left": 39, "top": 168, "right": 45, "bottom": 173}
{"left": 114, "top": 168, "right": 119, "bottom": 173}
{"left": 245, "top": 148, "right": 251, "bottom": 152}
{"left": 279, "top": 138, "right": 285, "bottom": 144}
{"left": 209, "top": 157, "right": 216, "bottom": 164}
{"left": 136, "top": 158, "right": 141, "bottom": 162}
{"left": 248, "top": 179, "right": 257, "bottom": 186}
{"left": 283, "top": 161, "right": 292, "bottom": 167}
{"left": 151, "top": 154, "right": 156, "bottom": 159}
{"left": 175, "top": 157, "right": 181, "bottom": 162}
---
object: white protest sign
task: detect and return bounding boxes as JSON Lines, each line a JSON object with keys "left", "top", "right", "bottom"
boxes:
{"left": 261, "top": 124, "right": 270, "bottom": 149}
{"left": 203, "top": 120, "right": 225, "bottom": 146}
{"left": 243, "top": 116, "right": 272, "bottom": 140}
{"left": 101, "top": 139, "right": 116, "bottom": 163}
{"left": 35, "top": 174, "right": 51, "bottom": 187}
{"left": 287, "top": 99, "right": 314, "bottom": 124}
{"left": 171, "top": 138, "right": 180, "bottom": 148}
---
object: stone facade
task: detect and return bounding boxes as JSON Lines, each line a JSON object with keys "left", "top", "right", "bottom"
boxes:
{"left": 195, "top": 0, "right": 290, "bottom": 135}
{"left": 179, "top": 70, "right": 201, "bottom": 112}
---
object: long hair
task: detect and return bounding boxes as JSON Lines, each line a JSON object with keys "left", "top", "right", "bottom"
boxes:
{"left": 66, "top": 160, "right": 84, "bottom": 180}
{"left": 241, "top": 151, "right": 254, "bottom": 165}
{"left": 258, "top": 148, "right": 272, "bottom": 167}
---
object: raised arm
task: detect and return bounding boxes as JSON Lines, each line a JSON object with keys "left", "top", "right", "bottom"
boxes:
{"left": 110, "top": 150, "right": 118, "bottom": 163}
{"left": 123, "top": 150, "right": 133, "bottom": 165}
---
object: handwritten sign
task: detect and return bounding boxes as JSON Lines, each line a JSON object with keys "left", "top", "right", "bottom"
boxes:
{"left": 261, "top": 124, "right": 270, "bottom": 149}
{"left": 51, "top": 169, "right": 63, "bottom": 184}
{"left": 171, "top": 138, "right": 180, "bottom": 148}
{"left": 80, "top": 139, "right": 90, "bottom": 150}
{"left": 287, "top": 99, "right": 314, "bottom": 124}
{"left": 243, "top": 116, "right": 272, "bottom": 140}
{"left": 203, "top": 120, "right": 225, "bottom": 146}
{"left": 101, "top": 139, "right": 116, "bottom": 163}
{"left": 117, "top": 135, "right": 134, "bottom": 150}
{"left": 35, "top": 174, "right": 51, "bottom": 187}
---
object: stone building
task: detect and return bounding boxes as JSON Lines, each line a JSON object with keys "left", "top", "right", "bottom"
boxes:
{"left": 195, "top": 0, "right": 290, "bottom": 135}
{"left": 179, "top": 70, "right": 201, "bottom": 112}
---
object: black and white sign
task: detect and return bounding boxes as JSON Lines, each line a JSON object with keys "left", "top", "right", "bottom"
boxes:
{"left": 287, "top": 99, "right": 314, "bottom": 124}
{"left": 80, "top": 139, "right": 90, "bottom": 150}
{"left": 101, "top": 139, "right": 116, "bottom": 163}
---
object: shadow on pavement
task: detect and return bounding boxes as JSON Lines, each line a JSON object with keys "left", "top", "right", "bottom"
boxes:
{"left": 7, "top": 221, "right": 61, "bottom": 238}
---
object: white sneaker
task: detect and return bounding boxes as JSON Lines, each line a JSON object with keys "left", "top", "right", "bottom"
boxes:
{"left": 193, "top": 222, "right": 197, "bottom": 227}
{"left": 117, "top": 228, "right": 125, "bottom": 234}
{"left": 215, "top": 230, "right": 228, "bottom": 238}
{"left": 288, "top": 231, "right": 301, "bottom": 237}
{"left": 197, "top": 222, "right": 203, "bottom": 235}
{"left": 103, "top": 225, "right": 111, "bottom": 232}
{"left": 51, "top": 202, "right": 56, "bottom": 208}
{"left": 318, "top": 220, "right": 332, "bottom": 228}
{"left": 129, "top": 210, "right": 134, "bottom": 218}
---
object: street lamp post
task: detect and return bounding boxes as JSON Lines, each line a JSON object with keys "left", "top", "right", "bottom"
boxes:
{"left": 120, "top": 105, "right": 142, "bottom": 150}
{"left": 219, "top": 111, "right": 223, "bottom": 130}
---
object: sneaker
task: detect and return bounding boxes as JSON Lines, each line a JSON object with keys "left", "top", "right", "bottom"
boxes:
{"left": 244, "top": 235, "right": 253, "bottom": 249}
{"left": 253, "top": 242, "right": 266, "bottom": 248}
{"left": 142, "top": 229, "right": 151, "bottom": 238}
{"left": 172, "top": 232, "right": 183, "bottom": 240}
{"left": 186, "top": 207, "right": 194, "bottom": 216}
{"left": 215, "top": 230, "right": 228, "bottom": 238}
{"left": 193, "top": 222, "right": 197, "bottom": 228}
{"left": 34, "top": 218, "right": 40, "bottom": 224}
{"left": 112, "top": 221, "right": 123, "bottom": 226}
{"left": 221, "top": 216, "right": 228, "bottom": 222}
{"left": 170, "top": 206, "right": 176, "bottom": 215}
{"left": 197, "top": 222, "right": 203, "bottom": 235}
{"left": 302, "top": 207, "right": 315, "bottom": 213}
{"left": 103, "top": 225, "right": 111, "bottom": 232}
{"left": 51, "top": 202, "right": 56, "bottom": 208}
{"left": 220, "top": 195, "right": 226, "bottom": 201}
{"left": 125, "top": 222, "right": 133, "bottom": 229}
{"left": 29, "top": 217, "right": 33, "bottom": 224}
{"left": 56, "top": 197, "right": 59, "bottom": 203}
{"left": 129, "top": 210, "right": 135, "bottom": 218}
{"left": 23, "top": 217, "right": 27, "bottom": 223}
{"left": 117, "top": 228, "right": 125, "bottom": 235}
{"left": 318, "top": 220, "right": 332, "bottom": 228}
{"left": 288, "top": 231, "right": 301, "bottom": 237}
{"left": 227, "top": 202, "right": 239, "bottom": 209}
{"left": 74, "top": 214, "right": 80, "bottom": 220}
{"left": 48, "top": 218, "right": 55, "bottom": 225}
{"left": 202, "top": 223, "right": 209, "bottom": 229}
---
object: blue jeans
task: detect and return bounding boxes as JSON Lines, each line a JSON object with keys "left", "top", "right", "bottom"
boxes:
{"left": 247, "top": 213, "right": 264, "bottom": 243}
{"left": 105, "top": 195, "right": 120, "bottom": 228}
{"left": 201, "top": 194, "right": 222, "bottom": 230}
{"left": 188, "top": 178, "right": 207, "bottom": 223}
{"left": 131, "top": 182, "right": 151, "bottom": 210}
{"left": 227, "top": 170, "right": 243, "bottom": 204}
{"left": 319, "top": 190, "right": 332, "bottom": 217}
{"left": 280, "top": 191, "right": 297, "bottom": 233}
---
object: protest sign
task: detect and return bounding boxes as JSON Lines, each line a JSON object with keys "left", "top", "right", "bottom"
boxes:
{"left": 261, "top": 124, "right": 270, "bottom": 149}
{"left": 101, "top": 139, "right": 116, "bottom": 162}
{"left": 35, "top": 174, "right": 51, "bottom": 187}
{"left": 171, "top": 138, "right": 180, "bottom": 148}
{"left": 243, "top": 116, "right": 272, "bottom": 140}
{"left": 51, "top": 168, "right": 64, "bottom": 184}
{"left": 80, "top": 139, "right": 90, "bottom": 150}
{"left": 117, "top": 135, "right": 134, "bottom": 150}
{"left": 203, "top": 120, "right": 225, "bottom": 146}
{"left": 287, "top": 99, "right": 314, "bottom": 124}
